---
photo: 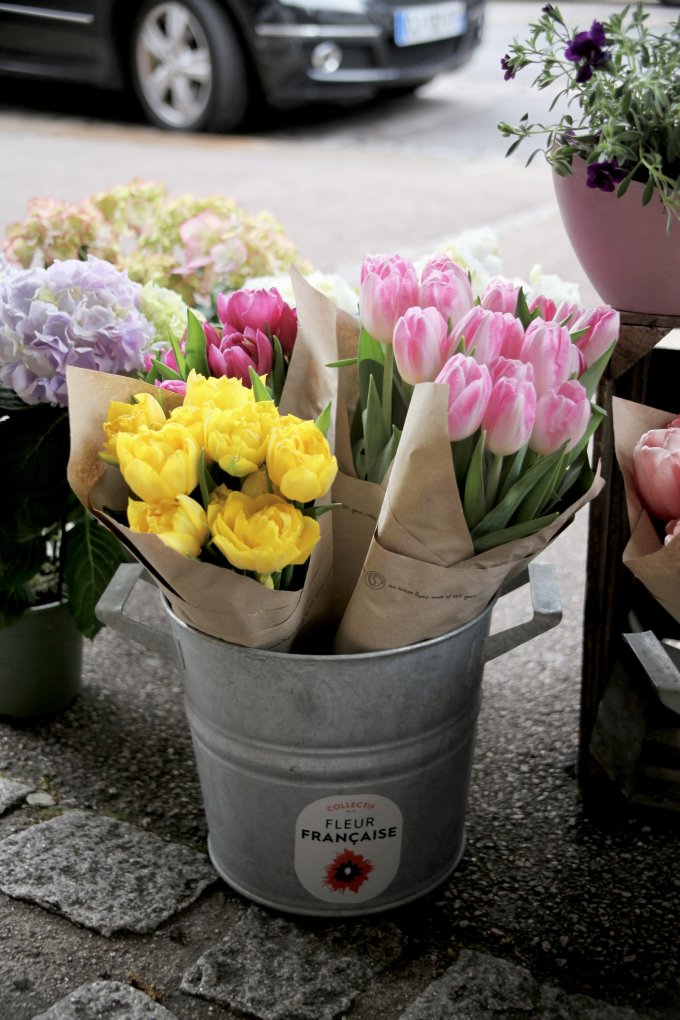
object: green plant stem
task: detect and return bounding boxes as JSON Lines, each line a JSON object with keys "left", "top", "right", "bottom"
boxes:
{"left": 382, "top": 343, "right": 394, "bottom": 437}
{"left": 485, "top": 453, "right": 504, "bottom": 513}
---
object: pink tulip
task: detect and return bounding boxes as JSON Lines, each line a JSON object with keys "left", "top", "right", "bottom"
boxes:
{"left": 482, "top": 371, "right": 537, "bottom": 456}
{"left": 435, "top": 353, "right": 492, "bottom": 441}
{"left": 207, "top": 326, "right": 274, "bottom": 386}
{"left": 216, "top": 287, "right": 298, "bottom": 356}
{"left": 529, "top": 294, "right": 558, "bottom": 321}
{"left": 489, "top": 355, "right": 535, "bottom": 386}
{"left": 419, "top": 256, "right": 474, "bottom": 325}
{"left": 393, "top": 306, "right": 453, "bottom": 384}
{"left": 570, "top": 306, "right": 620, "bottom": 369}
{"left": 359, "top": 254, "right": 419, "bottom": 344}
{"left": 480, "top": 278, "right": 521, "bottom": 315}
{"left": 632, "top": 427, "right": 680, "bottom": 521}
{"left": 519, "top": 319, "right": 581, "bottom": 396}
{"left": 451, "top": 307, "right": 524, "bottom": 365}
{"left": 529, "top": 380, "right": 591, "bottom": 456}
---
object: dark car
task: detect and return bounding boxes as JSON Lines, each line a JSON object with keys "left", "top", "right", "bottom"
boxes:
{"left": 0, "top": 0, "right": 485, "bottom": 132}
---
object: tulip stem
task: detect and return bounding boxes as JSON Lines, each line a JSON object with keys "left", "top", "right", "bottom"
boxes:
{"left": 382, "top": 343, "right": 394, "bottom": 436}
{"left": 486, "top": 453, "right": 504, "bottom": 512}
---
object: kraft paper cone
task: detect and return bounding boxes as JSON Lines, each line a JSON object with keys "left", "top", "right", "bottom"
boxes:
{"left": 335, "top": 383, "right": 603, "bottom": 653}
{"left": 66, "top": 354, "right": 334, "bottom": 650}
{"left": 613, "top": 396, "right": 680, "bottom": 624}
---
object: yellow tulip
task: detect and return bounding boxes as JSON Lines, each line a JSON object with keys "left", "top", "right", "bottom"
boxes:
{"left": 204, "top": 400, "right": 280, "bottom": 478}
{"left": 207, "top": 486, "right": 320, "bottom": 575}
{"left": 266, "top": 416, "right": 338, "bottom": 503}
{"left": 184, "top": 370, "right": 254, "bottom": 411}
{"left": 116, "top": 421, "right": 201, "bottom": 503}
{"left": 241, "top": 468, "right": 271, "bottom": 499}
{"left": 169, "top": 402, "right": 209, "bottom": 451}
{"left": 127, "top": 495, "right": 209, "bottom": 558}
{"left": 101, "top": 392, "right": 166, "bottom": 464}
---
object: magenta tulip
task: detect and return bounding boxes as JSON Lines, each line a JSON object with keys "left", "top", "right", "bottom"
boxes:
{"left": 483, "top": 375, "right": 536, "bottom": 457}
{"left": 480, "top": 278, "right": 521, "bottom": 315}
{"left": 156, "top": 378, "right": 188, "bottom": 395}
{"left": 632, "top": 427, "right": 680, "bottom": 521}
{"left": 519, "top": 319, "right": 581, "bottom": 396}
{"left": 216, "top": 287, "right": 298, "bottom": 355}
{"left": 393, "top": 306, "right": 453, "bottom": 384}
{"left": 570, "top": 306, "right": 620, "bottom": 368}
{"left": 207, "top": 326, "right": 274, "bottom": 386}
{"left": 451, "top": 307, "right": 524, "bottom": 365}
{"left": 419, "top": 256, "right": 474, "bottom": 325}
{"left": 529, "top": 380, "right": 591, "bottom": 455}
{"left": 359, "top": 254, "right": 419, "bottom": 344}
{"left": 435, "top": 353, "right": 492, "bottom": 441}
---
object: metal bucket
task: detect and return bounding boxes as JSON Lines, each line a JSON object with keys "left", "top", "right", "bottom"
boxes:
{"left": 97, "top": 562, "right": 561, "bottom": 916}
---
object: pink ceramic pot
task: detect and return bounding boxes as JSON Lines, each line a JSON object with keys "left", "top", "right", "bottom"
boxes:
{"left": 553, "top": 157, "right": 680, "bottom": 315}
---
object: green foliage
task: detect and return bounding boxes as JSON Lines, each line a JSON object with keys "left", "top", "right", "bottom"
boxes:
{"left": 0, "top": 385, "right": 125, "bottom": 634}
{"left": 499, "top": 3, "right": 680, "bottom": 225}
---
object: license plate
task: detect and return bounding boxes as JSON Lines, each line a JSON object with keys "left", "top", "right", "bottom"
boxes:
{"left": 393, "top": 1, "right": 466, "bottom": 46}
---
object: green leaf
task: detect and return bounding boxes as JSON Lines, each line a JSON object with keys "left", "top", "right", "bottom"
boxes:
{"left": 472, "top": 512, "right": 560, "bottom": 553}
{"left": 0, "top": 383, "right": 34, "bottom": 413}
{"left": 167, "top": 331, "right": 187, "bottom": 381}
{"left": 641, "top": 176, "right": 655, "bottom": 206}
{"left": 0, "top": 585, "right": 36, "bottom": 628}
{"left": 198, "top": 450, "right": 217, "bottom": 508}
{"left": 270, "top": 336, "right": 286, "bottom": 405}
{"left": 248, "top": 367, "right": 273, "bottom": 402}
{"left": 326, "top": 358, "right": 358, "bottom": 368}
{"left": 0, "top": 535, "right": 47, "bottom": 592}
{"left": 471, "top": 446, "right": 566, "bottom": 538}
{"left": 363, "top": 376, "right": 389, "bottom": 483}
{"left": 513, "top": 448, "right": 567, "bottom": 523}
{"left": 145, "top": 358, "right": 182, "bottom": 384}
{"left": 315, "top": 401, "right": 332, "bottom": 438}
{"left": 185, "top": 309, "right": 210, "bottom": 377}
{"left": 62, "top": 514, "right": 128, "bottom": 639}
{"left": 303, "top": 502, "right": 343, "bottom": 518}
{"left": 578, "top": 342, "right": 616, "bottom": 399}
{"left": 358, "top": 327, "right": 384, "bottom": 365}
{"left": 358, "top": 358, "right": 383, "bottom": 414}
{"left": 463, "top": 432, "right": 488, "bottom": 530}
{"left": 372, "top": 425, "right": 402, "bottom": 485}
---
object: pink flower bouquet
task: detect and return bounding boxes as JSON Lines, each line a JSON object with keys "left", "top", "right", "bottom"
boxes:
{"left": 613, "top": 396, "right": 680, "bottom": 624}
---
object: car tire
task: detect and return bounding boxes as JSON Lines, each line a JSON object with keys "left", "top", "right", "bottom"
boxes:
{"left": 131, "top": 0, "right": 249, "bottom": 132}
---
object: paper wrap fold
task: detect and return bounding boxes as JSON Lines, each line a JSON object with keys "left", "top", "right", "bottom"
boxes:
{"left": 613, "top": 396, "right": 680, "bottom": 625}
{"left": 66, "top": 269, "right": 338, "bottom": 651}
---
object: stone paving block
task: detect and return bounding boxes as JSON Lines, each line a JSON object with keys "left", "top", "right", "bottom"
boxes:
{"left": 181, "top": 905, "right": 405, "bottom": 1019}
{"left": 0, "top": 810, "right": 216, "bottom": 935}
{"left": 32, "top": 980, "right": 178, "bottom": 1019}
{"left": 0, "top": 777, "right": 33, "bottom": 815}
{"left": 397, "top": 949, "right": 654, "bottom": 1020}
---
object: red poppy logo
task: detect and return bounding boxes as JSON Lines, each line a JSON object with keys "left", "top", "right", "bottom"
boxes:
{"left": 322, "top": 849, "right": 374, "bottom": 894}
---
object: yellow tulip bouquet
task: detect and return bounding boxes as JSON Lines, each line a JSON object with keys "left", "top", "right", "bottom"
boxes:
{"left": 67, "top": 271, "right": 340, "bottom": 650}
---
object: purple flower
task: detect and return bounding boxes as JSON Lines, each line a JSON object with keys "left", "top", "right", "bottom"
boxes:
{"left": 0, "top": 256, "right": 155, "bottom": 406}
{"left": 565, "top": 21, "right": 610, "bottom": 82}
{"left": 586, "top": 159, "right": 627, "bottom": 193}
{"left": 501, "top": 54, "right": 515, "bottom": 80}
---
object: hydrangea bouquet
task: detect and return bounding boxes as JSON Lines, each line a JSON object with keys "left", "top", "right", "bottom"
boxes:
{"left": 497, "top": 3, "right": 680, "bottom": 228}
{"left": 0, "top": 256, "right": 188, "bottom": 634}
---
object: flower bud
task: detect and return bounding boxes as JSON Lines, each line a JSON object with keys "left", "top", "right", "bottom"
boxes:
{"left": 127, "top": 495, "right": 209, "bottom": 558}
{"left": 483, "top": 372, "right": 537, "bottom": 456}
{"left": 632, "top": 427, "right": 680, "bottom": 521}
{"left": 419, "top": 256, "right": 474, "bottom": 325}
{"left": 529, "top": 380, "right": 591, "bottom": 456}
{"left": 435, "top": 353, "right": 492, "bottom": 441}
{"left": 519, "top": 319, "right": 580, "bottom": 396}
{"left": 570, "top": 306, "right": 619, "bottom": 368}
{"left": 359, "top": 254, "right": 419, "bottom": 344}
{"left": 393, "top": 306, "right": 452, "bottom": 384}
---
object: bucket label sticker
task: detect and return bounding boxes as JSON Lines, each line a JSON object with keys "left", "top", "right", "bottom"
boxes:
{"left": 294, "top": 794, "right": 402, "bottom": 903}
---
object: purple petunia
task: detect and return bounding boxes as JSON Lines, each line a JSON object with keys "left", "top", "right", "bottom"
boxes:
{"left": 501, "top": 54, "right": 516, "bottom": 80}
{"left": 565, "top": 21, "right": 611, "bottom": 83}
{"left": 0, "top": 255, "right": 155, "bottom": 406}
{"left": 586, "top": 159, "right": 627, "bottom": 192}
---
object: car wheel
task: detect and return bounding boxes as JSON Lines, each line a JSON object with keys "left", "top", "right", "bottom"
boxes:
{"left": 131, "top": 0, "right": 248, "bottom": 132}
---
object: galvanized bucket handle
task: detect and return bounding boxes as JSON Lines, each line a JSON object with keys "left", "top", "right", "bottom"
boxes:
{"left": 96, "top": 560, "right": 561, "bottom": 663}
{"left": 484, "top": 562, "right": 562, "bottom": 662}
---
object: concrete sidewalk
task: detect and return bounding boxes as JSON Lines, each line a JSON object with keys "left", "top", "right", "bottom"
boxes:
{"left": 0, "top": 121, "right": 678, "bottom": 1020}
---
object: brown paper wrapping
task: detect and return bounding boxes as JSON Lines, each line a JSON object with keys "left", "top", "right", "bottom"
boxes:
{"left": 66, "top": 268, "right": 340, "bottom": 651}
{"left": 334, "top": 382, "right": 604, "bottom": 653}
{"left": 613, "top": 396, "right": 680, "bottom": 624}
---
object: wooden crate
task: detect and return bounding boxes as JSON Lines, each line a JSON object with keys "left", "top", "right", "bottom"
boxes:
{"left": 580, "top": 313, "right": 680, "bottom": 810}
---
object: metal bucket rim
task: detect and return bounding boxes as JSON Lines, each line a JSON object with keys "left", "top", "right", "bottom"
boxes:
{"left": 160, "top": 591, "right": 497, "bottom": 663}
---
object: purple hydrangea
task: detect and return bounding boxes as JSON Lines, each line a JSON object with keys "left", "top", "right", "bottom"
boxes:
{"left": 0, "top": 255, "right": 155, "bottom": 406}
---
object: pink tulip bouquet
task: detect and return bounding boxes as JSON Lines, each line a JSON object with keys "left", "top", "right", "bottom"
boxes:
{"left": 613, "top": 397, "right": 680, "bottom": 624}
{"left": 320, "top": 251, "right": 618, "bottom": 651}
